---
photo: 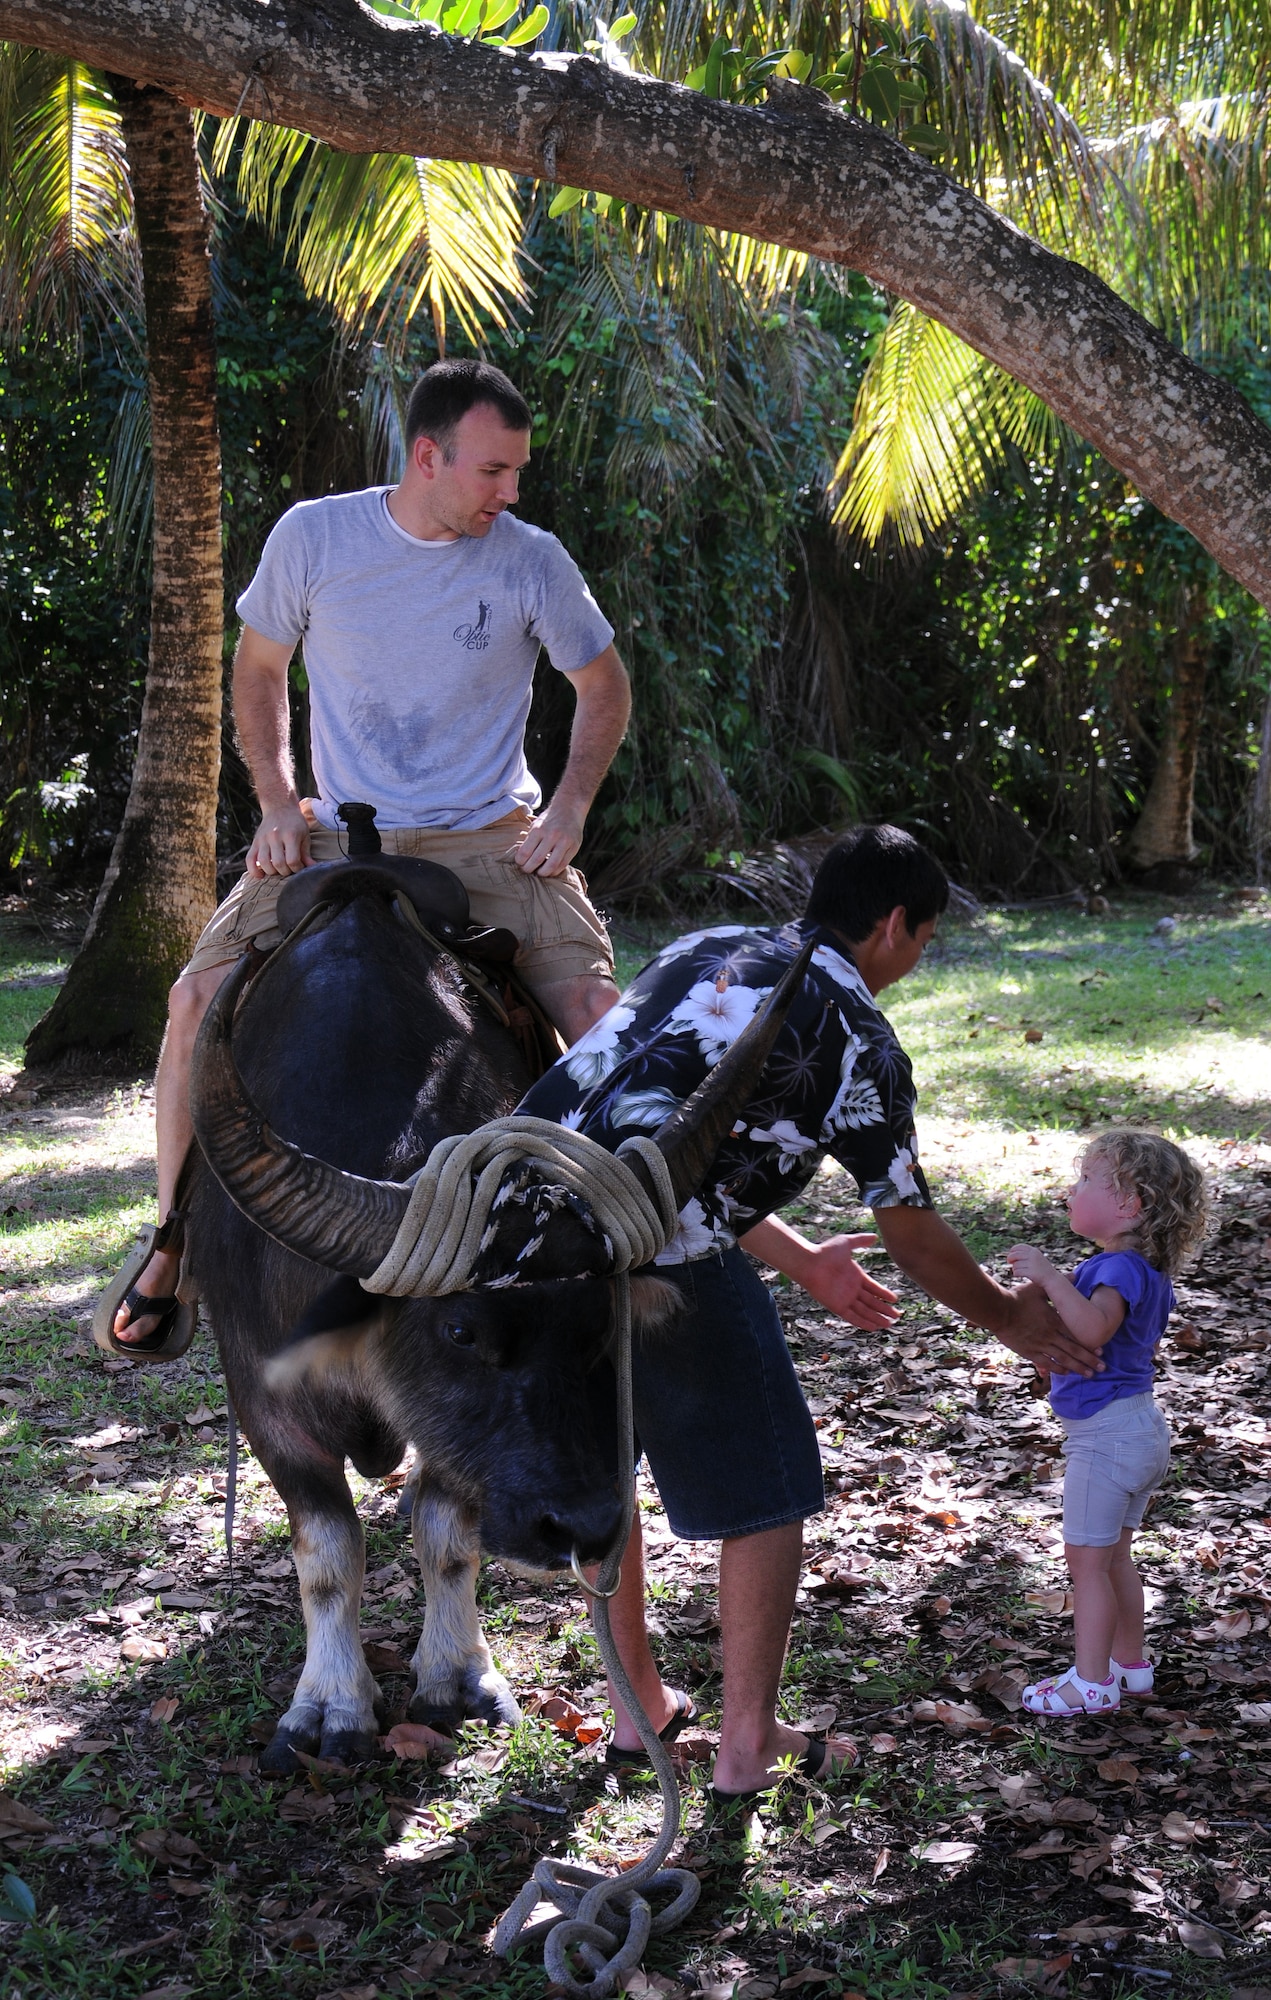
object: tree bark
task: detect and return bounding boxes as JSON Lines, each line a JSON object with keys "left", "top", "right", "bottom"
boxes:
{"left": 4, "top": 0, "right": 1271, "bottom": 610}
{"left": 25, "top": 77, "right": 222, "bottom": 1064}
{"left": 1125, "top": 589, "right": 1207, "bottom": 876}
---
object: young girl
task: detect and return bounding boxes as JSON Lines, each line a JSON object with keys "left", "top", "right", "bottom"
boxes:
{"left": 1006, "top": 1129, "right": 1209, "bottom": 1717}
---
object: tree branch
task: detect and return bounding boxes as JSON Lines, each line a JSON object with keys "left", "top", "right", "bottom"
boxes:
{"left": 5, "top": 0, "right": 1271, "bottom": 607}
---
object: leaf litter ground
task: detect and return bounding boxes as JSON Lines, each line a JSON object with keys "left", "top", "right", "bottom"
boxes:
{"left": 2, "top": 889, "right": 1271, "bottom": 2000}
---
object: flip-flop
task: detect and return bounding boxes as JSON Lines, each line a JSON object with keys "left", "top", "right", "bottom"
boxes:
{"left": 93, "top": 1212, "right": 197, "bottom": 1363}
{"left": 709, "top": 1732, "right": 858, "bottom": 1810}
{"left": 604, "top": 1690, "right": 698, "bottom": 1771}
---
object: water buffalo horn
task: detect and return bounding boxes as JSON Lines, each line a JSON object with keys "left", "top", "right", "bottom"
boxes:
{"left": 642, "top": 935, "right": 817, "bottom": 1213}
{"left": 190, "top": 954, "right": 410, "bottom": 1277}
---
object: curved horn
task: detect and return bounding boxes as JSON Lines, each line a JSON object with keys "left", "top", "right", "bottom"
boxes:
{"left": 638, "top": 936, "right": 817, "bottom": 1213}
{"left": 190, "top": 954, "right": 409, "bottom": 1277}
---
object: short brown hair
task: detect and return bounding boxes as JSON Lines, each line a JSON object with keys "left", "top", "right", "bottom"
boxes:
{"left": 404, "top": 359, "right": 531, "bottom": 460}
{"left": 1082, "top": 1129, "right": 1209, "bottom": 1276}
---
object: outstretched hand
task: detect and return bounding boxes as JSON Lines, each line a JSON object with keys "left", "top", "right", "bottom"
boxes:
{"left": 795, "top": 1232, "right": 900, "bottom": 1331}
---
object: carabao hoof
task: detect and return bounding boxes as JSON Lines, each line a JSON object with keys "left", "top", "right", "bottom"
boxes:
{"left": 319, "top": 1724, "right": 380, "bottom": 1765}
{"left": 260, "top": 1716, "right": 321, "bottom": 1774}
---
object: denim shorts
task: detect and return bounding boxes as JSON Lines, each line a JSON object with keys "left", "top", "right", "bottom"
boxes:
{"left": 1060, "top": 1393, "right": 1171, "bottom": 1546}
{"left": 592, "top": 1247, "right": 825, "bottom": 1541}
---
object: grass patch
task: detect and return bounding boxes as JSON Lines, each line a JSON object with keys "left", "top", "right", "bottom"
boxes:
{"left": 1, "top": 892, "right": 1269, "bottom": 1995}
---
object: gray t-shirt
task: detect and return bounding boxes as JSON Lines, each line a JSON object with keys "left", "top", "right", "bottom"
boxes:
{"left": 235, "top": 488, "right": 615, "bottom": 830}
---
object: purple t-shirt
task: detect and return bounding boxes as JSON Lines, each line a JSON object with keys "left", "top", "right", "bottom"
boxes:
{"left": 1049, "top": 1249, "right": 1175, "bottom": 1419}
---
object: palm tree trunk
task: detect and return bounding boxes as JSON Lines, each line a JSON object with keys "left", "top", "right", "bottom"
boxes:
{"left": 26, "top": 79, "right": 222, "bottom": 1065}
{"left": 1125, "top": 586, "right": 1208, "bottom": 878}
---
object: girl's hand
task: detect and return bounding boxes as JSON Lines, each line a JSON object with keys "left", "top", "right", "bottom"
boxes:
{"left": 1006, "top": 1243, "right": 1052, "bottom": 1285}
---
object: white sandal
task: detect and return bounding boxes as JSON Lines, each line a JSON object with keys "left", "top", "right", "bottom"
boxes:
{"left": 1111, "top": 1657, "right": 1154, "bottom": 1695}
{"left": 1022, "top": 1668, "right": 1120, "bottom": 1716}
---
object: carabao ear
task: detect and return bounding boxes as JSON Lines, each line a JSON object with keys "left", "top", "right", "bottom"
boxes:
{"left": 628, "top": 1273, "right": 686, "bottom": 1338}
{"left": 265, "top": 1276, "right": 398, "bottom": 1390}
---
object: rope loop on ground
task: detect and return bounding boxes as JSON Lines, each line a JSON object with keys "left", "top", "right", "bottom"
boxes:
{"left": 361, "top": 1118, "right": 679, "bottom": 1297}
{"left": 491, "top": 1269, "right": 701, "bottom": 1997}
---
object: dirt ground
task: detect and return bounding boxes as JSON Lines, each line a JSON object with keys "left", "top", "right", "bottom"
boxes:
{"left": 3, "top": 901, "right": 1271, "bottom": 2000}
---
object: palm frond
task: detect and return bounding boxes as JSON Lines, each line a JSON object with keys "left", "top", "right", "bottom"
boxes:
{"left": 0, "top": 44, "right": 139, "bottom": 343}
{"left": 217, "top": 119, "right": 528, "bottom": 356}
{"left": 830, "top": 296, "right": 1059, "bottom": 547}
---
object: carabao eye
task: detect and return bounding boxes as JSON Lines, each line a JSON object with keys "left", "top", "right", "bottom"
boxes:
{"left": 443, "top": 1321, "right": 476, "bottom": 1348}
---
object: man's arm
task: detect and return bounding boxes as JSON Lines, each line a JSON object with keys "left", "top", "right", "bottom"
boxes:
{"left": 873, "top": 1204, "right": 1102, "bottom": 1377}
{"left": 739, "top": 1216, "right": 900, "bottom": 1332}
{"left": 515, "top": 644, "right": 631, "bottom": 879}
{"left": 232, "top": 625, "right": 314, "bottom": 879}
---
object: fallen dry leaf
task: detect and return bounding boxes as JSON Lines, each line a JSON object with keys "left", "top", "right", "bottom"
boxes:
{"left": 120, "top": 1635, "right": 166, "bottom": 1664}
{"left": 0, "top": 1796, "right": 55, "bottom": 1833}
{"left": 912, "top": 1839, "right": 978, "bottom": 1865}
{"left": 380, "top": 1722, "right": 453, "bottom": 1760}
{"left": 1058, "top": 1921, "right": 1128, "bottom": 1944}
{"left": 1096, "top": 1757, "right": 1140, "bottom": 1784}
{"left": 871, "top": 1847, "right": 890, "bottom": 1882}
{"left": 778, "top": 1974, "right": 835, "bottom": 1992}
{"left": 1162, "top": 1811, "right": 1212, "bottom": 1844}
{"left": 1024, "top": 1589, "right": 1074, "bottom": 1615}
{"left": 149, "top": 1697, "right": 179, "bottom": 1725}
{"left": 1176, "top": 1918, "right": 1225, "bottom": 1958}
{"left": 1194, "top": 1609, "right": 1253, "bottom": 1641}
{"left": 869, "top": 1733, "right": 899, "bottom": 1754}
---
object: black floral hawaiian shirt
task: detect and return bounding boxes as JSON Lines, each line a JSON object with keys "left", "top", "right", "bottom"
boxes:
{"left": 517, "top": 917, "right": 934, "bottom": 1264}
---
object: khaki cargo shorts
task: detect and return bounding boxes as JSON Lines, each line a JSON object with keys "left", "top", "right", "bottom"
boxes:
{"left": 186, "top": 806, "right": 614, "bottom": 1002}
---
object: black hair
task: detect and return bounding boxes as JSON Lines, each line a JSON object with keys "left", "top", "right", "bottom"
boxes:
{"left": 806, "top": 824, "right": 949, "bottom": 941}
{"left": 403, "top": 359, "right": 532, "bottom": 458}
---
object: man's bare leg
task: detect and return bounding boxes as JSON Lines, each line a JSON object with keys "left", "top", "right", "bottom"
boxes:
{"left": 113, "top": 962, "right": 233, "bottom": 1343}
{"left": 592, "top": 1508, "right": 681, "bottom": 1751}
{"left": 533, "top": 972, "right": 620, "bottom": 1047}
{"left": 712, "top": 1521, "right": 857, "bottom": 1793}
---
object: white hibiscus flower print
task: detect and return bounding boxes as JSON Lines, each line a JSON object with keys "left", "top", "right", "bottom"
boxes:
{"left": 558, "top": 1107, "right": 587, "bottom": 1130}
{"left": 888, "top": 1145, "right": 921, "bottom": 1199}
{"left": 749, "top": 1119, "right": 820, "bottom": 1174}
{"left": 812, "top": 942, "right": 871, "bottom": 1001}
{"left": 653, "top": 1196, "right": 722, "bottom": 1265}
{"left": 657, "top": 925, "right": 749, "bottom": 964}
{"left": 667, "top": 976, "right": 773, "bottom": 1063}
{"left": 563, "top": 1003, "right": 637, "bottom": 1086}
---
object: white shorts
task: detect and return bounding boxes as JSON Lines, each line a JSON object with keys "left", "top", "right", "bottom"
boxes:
{"left": 1060, "top": 1393, "right": 1171, "bottom": 1546}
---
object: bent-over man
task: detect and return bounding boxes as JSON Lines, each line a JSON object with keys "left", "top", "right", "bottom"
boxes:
{"left": 518, "top": 824, "right": 1095, "bottom": 1798}
{"left": 109, "top": 358, "right": 630, "bottom": 1354}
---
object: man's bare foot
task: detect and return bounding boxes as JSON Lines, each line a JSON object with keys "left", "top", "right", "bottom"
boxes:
{"left": 712, "top": 1723, "right": 859, "bottom": 1796}
{"left": 113, "top": 1245, "right": 182, "bottom": 1343}
{"left": 609, "top": 1683, "right": 689, "bottom": 1757}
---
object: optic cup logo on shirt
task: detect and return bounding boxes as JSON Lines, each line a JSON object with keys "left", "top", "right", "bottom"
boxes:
{"left": 454, "top": 600, "right": 492, "bottom": 651}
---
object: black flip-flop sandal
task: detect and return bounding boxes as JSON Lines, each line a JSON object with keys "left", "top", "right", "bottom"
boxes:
{"left": 93, "top": 1211, "right": 197, "bottom": 1363}
{"left": 709, "top": 1732, "right": 857, "bottom": 1809}
{"left": 604, "top": 1690, "right": 698, "bottom": 1771}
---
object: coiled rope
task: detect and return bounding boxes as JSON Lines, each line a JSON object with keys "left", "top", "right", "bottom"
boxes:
{"left": 355, "top": 1113, "right": 701, "bottom": 1996}
{"left": 360, "top": 1118, "right": 680, "bottom": 1297}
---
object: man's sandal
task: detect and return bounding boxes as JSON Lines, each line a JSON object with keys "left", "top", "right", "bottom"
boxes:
{"left": 604, "top": 1690, "right": 698, "bottom": 1771}
{"left": 710, "top": 1732, "right": 859, "bottom": 1810}
{"left": 1022, "top": 1669, "right": 1120, "bottom": 1717}
{"left": 92, "top": 1212, "right": 196, "bottom": 1363}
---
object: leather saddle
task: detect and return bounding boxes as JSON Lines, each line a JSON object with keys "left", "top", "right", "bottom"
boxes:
{"left": 276, "top": 855, "right": 518, "bottom": 965}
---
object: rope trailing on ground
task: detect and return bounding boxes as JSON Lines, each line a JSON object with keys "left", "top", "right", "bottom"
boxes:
{"left": 492, "top": 1270, "right": 701, "bottom": 1997}
{"left": 360, "top": 1117, "right": 680, "bottom": 1296}
{"left": 352, "top": 1110, "right": 700, "bottom": 1995}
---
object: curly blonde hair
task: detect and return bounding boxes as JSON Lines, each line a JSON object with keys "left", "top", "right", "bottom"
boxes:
{"left": 1082, "top": 1128, "right": 1210, "bottom": 1276}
